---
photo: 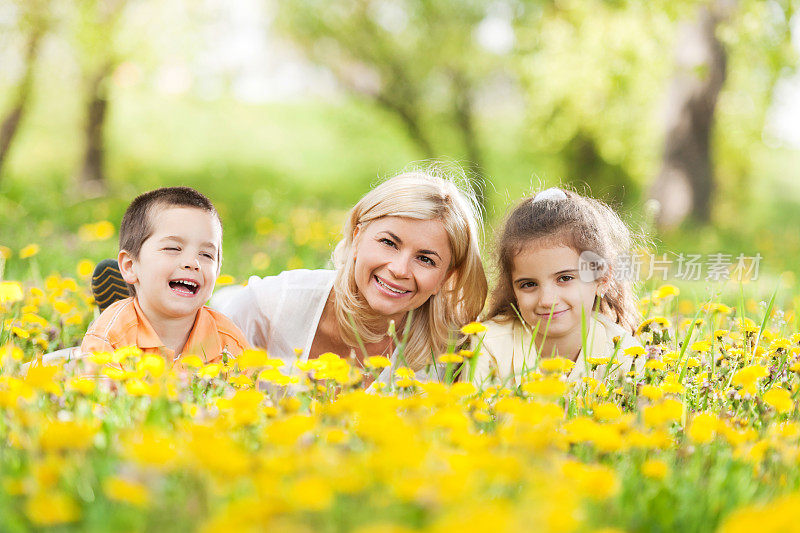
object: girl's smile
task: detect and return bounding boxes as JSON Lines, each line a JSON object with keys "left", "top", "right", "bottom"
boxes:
{"left": 511, "top": 243, "right": 602, "bottom": 357}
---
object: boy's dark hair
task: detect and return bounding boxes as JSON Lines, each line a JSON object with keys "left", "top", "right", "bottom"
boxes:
{"left": 119, "top": 187, "right": 222, "bottom": 295}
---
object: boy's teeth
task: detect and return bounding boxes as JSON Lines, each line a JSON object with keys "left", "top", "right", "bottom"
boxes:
{"left": 170, "top": 280, "right": 198, "bottom": 292}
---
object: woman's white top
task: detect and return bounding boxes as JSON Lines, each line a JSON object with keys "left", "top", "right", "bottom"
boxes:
{"left": 471, "top": 312, "right": 645, "bottom": 387}
{"left": 211, "top": 269, "right": 435, "bottom": 387}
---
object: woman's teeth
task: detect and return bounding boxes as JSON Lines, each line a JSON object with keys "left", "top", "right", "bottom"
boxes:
{"left": 375, "top": 276, "right": 409, "bottom": 294}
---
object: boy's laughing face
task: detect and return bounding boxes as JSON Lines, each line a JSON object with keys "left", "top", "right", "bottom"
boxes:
{"left": 119, "top": 206, "right": 222, "bottom": 322}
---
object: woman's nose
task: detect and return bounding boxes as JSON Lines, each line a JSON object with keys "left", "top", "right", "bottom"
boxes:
{"left": 387, "top": 256, "right": 411, "bottom": 278}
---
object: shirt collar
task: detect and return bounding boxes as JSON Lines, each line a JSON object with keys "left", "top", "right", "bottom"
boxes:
{"left": 183, "top": 306, "right": 223, "bottom": 362}
{"left": 132, "top": 297, "right": 166, "bottom": 350}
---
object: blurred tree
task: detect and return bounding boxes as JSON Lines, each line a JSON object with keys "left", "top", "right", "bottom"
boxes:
{"left": 276, "top": 0, "right": 532, "bottom": 208}
{"left": 650, "top": 2, "right": 730, "bottom": 228}
{"left": 514, "top": 0, "right": 796, "bottom": 226}
{"left": 70, "top": 0, "right": 129, "bottom": 195}
{"left": 0, "top": 0, "right": 51, "bottom": 181}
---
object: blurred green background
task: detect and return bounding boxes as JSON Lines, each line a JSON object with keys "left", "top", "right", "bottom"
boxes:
{"left": 2, "top": 0, "right": 800, "bottom": 301}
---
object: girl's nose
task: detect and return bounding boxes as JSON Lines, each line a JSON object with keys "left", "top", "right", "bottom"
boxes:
{"left": 538, "top": 284, "right": 557, "bottom": 307}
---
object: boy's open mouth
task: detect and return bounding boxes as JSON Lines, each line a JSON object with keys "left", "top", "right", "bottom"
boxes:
{"left": 169, "top": 279, "right": 200, "bottom": 296}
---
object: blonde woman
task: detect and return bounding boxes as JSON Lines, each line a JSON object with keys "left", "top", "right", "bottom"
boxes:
{"left": 213, "top": 170, "right": 488, "bottom": 386}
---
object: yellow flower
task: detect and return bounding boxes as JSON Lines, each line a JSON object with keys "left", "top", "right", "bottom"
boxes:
{"left": 624, "top": 346, "right": 646, "bottom": 358}
{"left": 216, "top": 274, "right": 235, "bottom": 286}
{"left": 640, "top": 384, "right": 663, "bottom": 401}
{"left": 522, "top": 377, "right": 567, "bottom": 398}
{"left": 104, "top": 477, "right": 150, "bottom": 508}
{"left": 198, "top": 363, "right": 222, "bottom": 379}
{"left": 653, "top": 284, "right": 680, "bottom": 299}
{"left": 460, "top": 321, "right": 487, "bottom": 335}
{"left": 636, "top": 317, "right": 671, "bottom": 334}
{"left": 763, "top": 387, "right": 794, "bottom": 414}
{"left": 125, "top": 379, "right": 156, "bottom": 397}
{"left": 645, "top": 360, "right": 666, "bottom": 372}
{"left": 77, "top": 259, "right": 95, "bottom": 278}
{"left": 770, "top": 338, "right": 792, "bottom": 352}
{"left": 593, "top": 402, "right": 621, "bottom": 421}
{"left": 26, "top": 364, "right": 61, "bottom": 394}
{"left": 539, "top": 357, "right": 574, "bottom": 374}
{"left": 688, "top": 412, "right": 718, "bottom": 444}
{"left": 40, "top": 420, "right": 97, "bottom": 451}
{"left": 237, "top": 348, "right": 269, "bottom": 369}
{"left": 690, "top": 340, "right": 712, "bottom": 352}
{"left": 11, "top": 326, "right": 29, "bottom": 339}
{"left": 0, "top": 281, "right": 24, "bottom": 304}
{"left": 0, "top": 245, "right": 11, "bottom": 259}
{"left": 102, "top": 367, "right": 127, "bottom": 381}
{"left": 1, "top": 343, "right": 24, "bottom": 361}
{"left": 660, "top": 379, "right": 685, "bottom": 395}
{"left": 228, "top": 374, "right": 253, "bottom": 388}
{"left": 137, "top": 354, "right": 166, "bottom": 378}
{"left": 25, "top": 491, "right": 80, "bottom": 526}
{"left": 78, "top": 220, "right": 114, "bottom": 241}
{"left": 561, "top": 460, "right": 619, "bottom": 499}
{"left": 365, "top": 355, "right": 391, "bottom": 369}
{"left": 732, "top": 365, "right": 768, "bottom": 395}
{"left": 450, "top": 382, "right": 477, "bottom": 397}
{"left": 643, "top": 399, "right": 682, "bottom": 428}
{"left": 66, "top": 377, "right": 96, "bottom": 395}
{"left": 88, "top": 351, "right": 113, "bottom": 366}
{"left": 642, "top": 459, "right": 669, "bottom": 480}
{"left": 19, "top": 244, "right": 40, "bottom": 259}
{"left": 181, "top": 354, "right": 204, "bottom": 368}
{"left": 438, "top": 352, "right": 464, "bottom": 364}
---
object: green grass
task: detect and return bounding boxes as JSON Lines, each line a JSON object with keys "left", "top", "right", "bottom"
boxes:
{"left": 2, "top": 85, "right": 800, "bottom": 294}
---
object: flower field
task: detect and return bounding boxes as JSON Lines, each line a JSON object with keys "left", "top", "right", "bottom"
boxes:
{"left": 3, "top": 266, "right": 800, "bottom": 532}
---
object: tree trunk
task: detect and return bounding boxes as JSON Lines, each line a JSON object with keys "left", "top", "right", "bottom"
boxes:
{"left": 650, "top": 3, "right": 729, "bottom": 230}
{"left": 0, "top": 28, "right": 43, "bottom": 180}
{"left": 78, "top": 64, "right": 112, "bottom": 195}
{"left": 451, "top": 72, "right": 487, "bottom": 210}
{"left": 374, "top": 92, "right": 436, "bottom": 159}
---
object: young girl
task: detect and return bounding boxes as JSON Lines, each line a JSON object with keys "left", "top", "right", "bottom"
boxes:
{"left": 473, "top": 187, "right": 645, "bottom": 387}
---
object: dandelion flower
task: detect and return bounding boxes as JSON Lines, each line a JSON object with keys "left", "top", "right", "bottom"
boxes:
{"left": 19, "top": 244, "right": 40, "bottom": 259}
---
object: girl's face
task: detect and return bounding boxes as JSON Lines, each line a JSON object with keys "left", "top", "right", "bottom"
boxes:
{"left": 353, "top": 216, "right": 452, "bottom": 325}
{"left": 511, "top": 243, "right": 601, "bottom": 343}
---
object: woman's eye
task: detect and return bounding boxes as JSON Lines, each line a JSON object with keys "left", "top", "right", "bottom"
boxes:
{"left": 418, "top": 255, "right": 435, "bottom": 266}
{"left": 558, "top": 275, "right": 574, "bottom": 283}
{"left": 164, "top": 247, "right": 180, "bottom": 251}
{"left": 379, "top": 238, "right": 397, "bottom": 248}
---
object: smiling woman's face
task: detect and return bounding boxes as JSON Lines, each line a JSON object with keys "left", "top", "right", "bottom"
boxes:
{"left": 353, "top": 216, "right": 452, "bottom": 324}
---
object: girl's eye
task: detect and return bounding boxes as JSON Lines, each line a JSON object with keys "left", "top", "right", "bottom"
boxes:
{"left": 164, "top": 247, "right": 180, "bottom": 252}
{"left": 519, "top": 281, "right": 537, "bottom": 289}
{"left": 558, "top": 275, "right": 574, "bottom": 283}
{"left": 201, "top": 253, "right": 215, "bottom": 260}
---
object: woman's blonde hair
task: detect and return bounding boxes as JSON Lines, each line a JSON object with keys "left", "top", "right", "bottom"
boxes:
{"left": 486, "top": 187, "right": 641, "bottom": 333}
{"left": 332, "top": 169, "right": 488, "bottom": 371}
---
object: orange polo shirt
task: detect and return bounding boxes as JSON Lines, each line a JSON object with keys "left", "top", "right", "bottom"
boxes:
{"left": 80, "top": 297, "right": 248, "bottom": 364}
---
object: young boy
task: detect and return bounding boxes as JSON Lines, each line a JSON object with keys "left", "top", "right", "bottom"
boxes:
{"left": 80, "top": 187, "right": 248, "bottom": 364}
